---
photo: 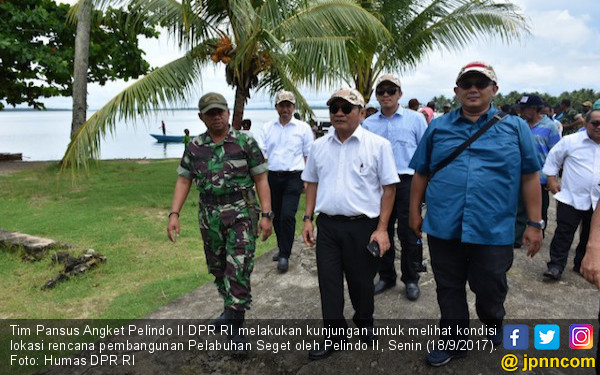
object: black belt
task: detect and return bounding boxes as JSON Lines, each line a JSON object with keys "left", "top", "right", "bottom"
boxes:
{"left": 200, "top": 191, "right": 244, "bottom": 205}
{"left": 269, "top": 170, "right": 302, "bottom": 177}
{"left": 399, "top": 174, "right": 413, "bottom": 179}
{"left": 319, "top": 213, "right": 370, "bottom": 221}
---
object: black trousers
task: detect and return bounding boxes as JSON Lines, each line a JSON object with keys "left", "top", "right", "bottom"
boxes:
{"left": 377, "top": 175, "right": 422, "bottom": 285}
{"left": 428, "top": 235, "right": 513, "bottom": 342}
{"left": 514, "top": 184, "right": 549, "bottom": 247}
{"left": 268, "top": 171, "right": 304, "bottom": 259}
{"left": 547, "top": 201, "right": 593, "bottom": 272}
{"left": 316, "top": 214, "right": 379, "bottom": 329}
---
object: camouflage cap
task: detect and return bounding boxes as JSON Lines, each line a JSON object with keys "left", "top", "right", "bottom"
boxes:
{"left": 275, "top": 90, "right": 296, "bottom": 105}
{"left": 326, "top": 88, "right": 365, "bottom": 107}
{"left": 375, "top": 74, "right": 402, "bottom": 89}
{"left": 456, "top": 62, "right": 497, "bottom": 84}
{"left": 582, "top": 101, "right": 593, "bottom": 107}
{"left": 198, "top": 92, "right": 228, "bottom": 114}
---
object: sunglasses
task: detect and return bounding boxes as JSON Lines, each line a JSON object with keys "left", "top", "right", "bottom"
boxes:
{"left": 375, "top": 87, "right": 399, "bottom": 96}
{"left": 590, "top": 120, "right": 600, "bottom": 127}
{"left": 457, "top": 80, "right": 493, "bottom": 90}
{"left": 329, "top": 103, "right": 356, "bottom": 114}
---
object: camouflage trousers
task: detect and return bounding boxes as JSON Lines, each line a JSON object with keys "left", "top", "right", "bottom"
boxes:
{"left": 199, "top": 199, "right": 258, "bottom": 311}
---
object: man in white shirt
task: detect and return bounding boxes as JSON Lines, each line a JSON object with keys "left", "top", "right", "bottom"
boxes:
{"left": 256, "top": 91, "right": 314, "bottom": 273}
{"left": 543, "top": 109, "right": 600, "bottom": 280}
{"left": 301, "top": 88, "right": 398, "bottom": 360}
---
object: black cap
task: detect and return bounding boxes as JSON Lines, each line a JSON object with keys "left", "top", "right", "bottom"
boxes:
{"left": 517, "top": 94, "right": 544, "bottom": 108}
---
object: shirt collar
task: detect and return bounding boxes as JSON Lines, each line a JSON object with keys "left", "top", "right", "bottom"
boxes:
{"left": 376, "top": 104, "right": 404, "bottom": 120}
{"left": 199, "top": 126, "right": 237, "bottom": 144}
{"left": 329, "top": 124, "right": 365, "bottom": 144}
{"left": 453, "top": 104, "right": 498, "bottom": 124}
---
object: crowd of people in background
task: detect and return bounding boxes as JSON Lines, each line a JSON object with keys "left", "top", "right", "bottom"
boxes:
{"left": 168, "top": 61, "right": 600, "bottom": 369}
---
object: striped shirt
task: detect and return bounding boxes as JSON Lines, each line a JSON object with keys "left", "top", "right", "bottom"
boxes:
{"left": 530, "top": 116, "right": 561, "bottom": 184}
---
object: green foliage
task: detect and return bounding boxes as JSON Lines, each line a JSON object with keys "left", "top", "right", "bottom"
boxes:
{"left": 349, "top": 0, "right": 530, "bottom": 101}
{"left": 0, "top": 0, "right": 159, "bottom": 110}
{"left": 62, "top": 0, "right": 390, "bottom": 169}
{"left": 492, "top": 88, "right": 600, "bottom": 112}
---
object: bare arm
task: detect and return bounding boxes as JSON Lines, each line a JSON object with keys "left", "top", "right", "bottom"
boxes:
{"left": 167, "top": 176, "right": 193, "bottom": 242}
{"left": 521, "top": 172, "right": 543, "bottom": 257}
{"left": 409, "top": 172, "right": 429, "bottom": 238}
{"left": 252, "top": 172, "right": 273, "bottom": 241}
{"left": 546, "top": 175, "right": 560, "bottom": 194}
{"left": 581, "top": 206, "right": 600, "bottom": 288}
{"left": 370, "top": 184, "right": 396, "bottom": 256}
{"left": 302, "top": 182, "right": 318, "bottom": 247}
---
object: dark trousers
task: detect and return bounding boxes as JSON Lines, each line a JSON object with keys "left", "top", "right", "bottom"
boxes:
{"left": 514, "top": 184, "right": 549, "bottom": 246}
{"left": 316, "top": 214, "right": 379, "bottom": 329}
{"left": 547, "top": 201, "right": 593, "bottom": 272}
{"left": 428, "top": 235, "right": 513, "bottom": 342}
{"left": 268, "top": 171, "right": 303, "bottom": 259}
{"left": 377, "top": 175, "right": 422, "bottom": 285}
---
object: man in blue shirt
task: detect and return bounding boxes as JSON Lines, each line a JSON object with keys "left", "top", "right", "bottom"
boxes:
{"left": 363, "top": 74, "right": 428, "bottom": 301}
{"left": 408, "top": 62, "right": 543, "bottom": 366}
{"left": 514, "top": 94, "right": 561, "bottom": 247}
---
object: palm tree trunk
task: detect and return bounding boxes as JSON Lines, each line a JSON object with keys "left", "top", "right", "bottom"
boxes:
{"left": 71, "top": 0, "right": 92, "bottom": 137}
{"left": 232, "top": 84, "right": 246, "bottom": 129}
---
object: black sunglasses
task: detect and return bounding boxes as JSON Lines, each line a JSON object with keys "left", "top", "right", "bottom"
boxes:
{"left": 375, "top": 87, "right": 399, "bottom": 96}
{"left": 329, "top": 103, "right": 356, "bottom": 114}
{"left": 457, "top": 80, "right": 493, "bottom": 90}
{"left": 590, "top": 120, "right": 600, "bottom": 127}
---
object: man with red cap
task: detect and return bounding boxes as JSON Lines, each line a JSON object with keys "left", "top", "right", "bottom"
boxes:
{"left": 409, "top": 62, "right": 542, "bottom": 366}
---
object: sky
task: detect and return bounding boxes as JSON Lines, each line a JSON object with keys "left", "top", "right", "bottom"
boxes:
{"left": 38, "top": 0, "right": 600, "bottom": 110}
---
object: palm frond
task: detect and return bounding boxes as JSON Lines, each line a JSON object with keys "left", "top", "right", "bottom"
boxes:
{"left": 61, "top": 51, "right": 209, "bottom": 171}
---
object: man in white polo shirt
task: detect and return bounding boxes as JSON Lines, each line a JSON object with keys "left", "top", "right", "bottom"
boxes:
{"left": 256, "top": 91, "right": 314, "bottom": 273}
{"left": 543, "top": 109, "right": 600, "bottom": 280}
{"left": 301, "top": 88, "right": 398, "bottom": 360}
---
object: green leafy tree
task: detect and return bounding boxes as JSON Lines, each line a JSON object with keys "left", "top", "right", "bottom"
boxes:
{"left": 0, "top": 0, "right": 158, "bottom": 110}
{"left": 62, "top": 0, "right": 389, "bottom": 169}
{"left": 347, "top": 0, "right": 530, "bottom": 101}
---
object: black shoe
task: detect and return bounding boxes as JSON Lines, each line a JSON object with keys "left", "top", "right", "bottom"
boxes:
{"left": 308, "top": 338, "right": 346, "bottom": 360}
{"left": 405, "top": 283, "right": 420, "bottom": 301}
{"left": 272, "top": 252, "right": 280, "bottom": 261}
{"left": 277, "top": 257, "right": 289, "bottom": 273}
{"left": 226, "top": 310, "right": 248, "bottom": 355}
{"left": 210, "top": 310, "right": 228, "bottom": 329}
{"left": 374, "top": 280, "right": 395, "bottom": 295}
{"left": 360, "top": 327, "right": 378, "bottom": 347}
{"left": 543, "top": 267, "right": 561, "bottom": 280}
{"left": 416, "top": 263, "right": 427, "bottom": 273}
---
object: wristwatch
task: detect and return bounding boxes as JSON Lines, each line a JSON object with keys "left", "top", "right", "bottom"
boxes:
{"left": 526, "top": 219, "right": 545, "bottom": 230}
{"left": 261, "top": 211, "right": 275, "bottom": 220}
{"left": 303, "top": 214, "right": 314, "bottom": 222}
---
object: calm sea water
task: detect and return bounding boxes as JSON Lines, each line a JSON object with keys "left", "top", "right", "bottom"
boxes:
{"left": 0, "top": 109, "right": 330, "bottom": 161}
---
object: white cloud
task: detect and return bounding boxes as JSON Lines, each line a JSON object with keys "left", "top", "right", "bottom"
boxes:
{"left": 531, "top": 10, "right": 592, "bottom": 45}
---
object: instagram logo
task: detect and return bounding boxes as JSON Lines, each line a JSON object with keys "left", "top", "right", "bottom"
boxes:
{"left": 569, "top": 325, "right": 593, "bottom": 349}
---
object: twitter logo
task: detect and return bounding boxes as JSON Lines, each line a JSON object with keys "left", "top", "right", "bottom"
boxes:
{"left": 535, "top": 324, "right": 560, "bottom": 350}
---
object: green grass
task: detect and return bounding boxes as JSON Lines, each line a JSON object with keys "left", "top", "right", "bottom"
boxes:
{"left": 0, "top": 160, "right": 305, "bottom": 319}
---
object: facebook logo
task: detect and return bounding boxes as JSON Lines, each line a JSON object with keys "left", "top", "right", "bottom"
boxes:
{"left": 504, "top": 324, "right": 529, "bottom": 350}
{"left": 535, "top": 324, "right": 560, "bottom": 350}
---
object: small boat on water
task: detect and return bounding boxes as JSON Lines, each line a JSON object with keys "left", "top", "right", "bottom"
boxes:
{"left": 150, "top": 134, "right": 184, "bottom": 143}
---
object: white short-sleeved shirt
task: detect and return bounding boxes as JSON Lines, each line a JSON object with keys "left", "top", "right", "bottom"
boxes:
{"left": 255, "top": 118, "right": 314, "bottom": 171}
{"left": 543, "top": 130, "right": 600, "bottom": 210}
{"left": 301, "top": 125, "right": 399, "bottom": 218}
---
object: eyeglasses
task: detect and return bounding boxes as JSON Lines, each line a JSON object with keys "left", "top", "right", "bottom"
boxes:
{"left": 456, "top": 80, "right": 493, "bottom": 90}
{"left": 590, "top": 120, "right": 600, "bottom": 127}
{"left": 375, "top": 87, "right": 399, "bottom": 96}
{"left": 329, "top": 103, "right": 356, "bottom": 114}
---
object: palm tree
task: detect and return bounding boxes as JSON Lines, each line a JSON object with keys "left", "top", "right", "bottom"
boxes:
{"left": 61, "top": 0, "right": 389, "bottom": 169}
{"left": 70, "top": 0, "right": 92, "bottom": 137}
{"left": 348, "top": 0, "right": 530, "bottom": 101}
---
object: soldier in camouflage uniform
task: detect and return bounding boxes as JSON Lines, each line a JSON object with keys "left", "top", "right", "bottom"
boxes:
{"left": 556, "top": 98, "right": 582, "bottom": 136}
{"left": 167, "top": 92, "right": 273, "bottom": 353}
